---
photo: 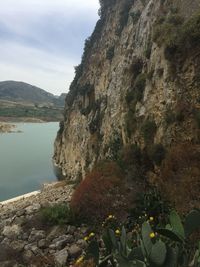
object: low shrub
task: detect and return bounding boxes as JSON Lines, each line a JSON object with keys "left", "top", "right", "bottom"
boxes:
{"left": 149, "top": 143, "right": 166, "bottom": 166}
{"left": 141, "top": 119, "right": 157, "bottom": 143}
{"left": 70, "top": 161, "right": 127, "bottom": 224}
{"left": 129, "top": 187, "right": 171, "bottom": 227}
{"left": 194, "top": 109, "right": 200, "bottom": 129}
{"left": 40, "top": 203, "right": 75, "bottom": 225}
{"left": 119, "top": 144, "right": 153, "bottom": 180}
{"left": 159, "top": 144, "right": 200, "bottom": 213}
{"left": 121, "top": 144, "right": 142, "bottom": 166}
{"left": 125, "top": 73, "right": 146, "bottom": 107}
{"left": 107, "top": 133, "right": 123, "bottom": 162}
{"left": 106, "top": 46, "right": 115, "bottom": 61}
{"left": 125, "top": 110, "right": 137, "bottom": 137}
{"left": 165, "top": 109, "right": 176, "bottom": 124}
{"left": 145, "top": 40, "right": 152, "bottom": 59}
{"left": 115, "top": 0, "right": 132, "bottom": 35}
{"left": 134, "top": 73, "right": 146, "bottom": 102}
{"left": 153, "top": 11, "right": 200, "bottom": 61}
{"left": 165, "top": 102, "right": 189, "bottom": 125}
{"left": 130, "top": 10, "right": 141, "bottom": 24}
{"left": 130, "top": 57, "right": 143, "bottom": 77}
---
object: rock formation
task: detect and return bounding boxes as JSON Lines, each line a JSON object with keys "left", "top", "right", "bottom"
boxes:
{"left": 54, "top": 0, "right": 200, "bottom": 210}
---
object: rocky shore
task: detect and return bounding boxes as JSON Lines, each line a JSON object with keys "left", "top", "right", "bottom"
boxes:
{"left": 0, "top": 122, "right": 17, "bottom": 133}
{"left": 0, "top": 182, "right": 88, "bottom": 267}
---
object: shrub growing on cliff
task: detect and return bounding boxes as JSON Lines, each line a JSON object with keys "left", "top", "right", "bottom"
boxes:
{"left": 149, "top": 143, "right": 166, "bottom": 166}
{"left": 134, "top": 73, "right": 146, "bottom": 102}
{"left": 153, "top": 11, "right": 200, "bottom": 61}
{"left": 40, "top": 204, "right": 75, "bottom": 225}
{"left": 194, "top": 110, "right": 200, "bottom": 129}
{"left": 159, "top": 144, "right": 200, "bottom": 213}
{"left": 141, "top": 119, "right": 157, "bottom": 143}
{"left": 106, "top": 46, "right": 115, "bottom": 61}
{"left": 115, "top": 0, "right": 132, "bottom": 35}
{"left": 130, "top": 10, "right": 141, "bottom": 24}
{"left": 70, "top": 161, "right": 127, "bottom": 224}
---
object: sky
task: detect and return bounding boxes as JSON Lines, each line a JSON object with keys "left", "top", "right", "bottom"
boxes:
{"left": 0, "top": 0, "right": 100, "bottom": 95}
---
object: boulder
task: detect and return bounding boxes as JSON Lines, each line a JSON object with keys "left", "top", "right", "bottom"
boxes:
{"left": 68, "top": 244, "right": 82, "bottom": 258}
{"left": 54, "top": 248, "right": 68, "bottom": 266}
{"left": 2, "top": 225, "right": 21, "bottom": 239}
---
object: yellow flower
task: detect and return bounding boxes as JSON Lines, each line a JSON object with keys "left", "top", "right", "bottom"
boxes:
{"left": 76, "top": 256, "right": 84, "bottom": 264}
{"left": 89, "top": 232, "right": 95, "bottom": 238}
{"left": 108, "top": 214, "right": 114, "bottom": 219}
{"left": 149, "top": 217, "right": 154, "bottom": 221}
{"left": 84, "top": 236, "right": 89, "bottom": 241}
{"left": 115, "top": 229, "right": 120, "bottom": 235}
{"left": 149, "top": 232, "right": 155, "bottom": 239}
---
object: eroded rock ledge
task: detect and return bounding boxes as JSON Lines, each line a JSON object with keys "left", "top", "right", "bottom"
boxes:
{"left": 0, "top": 183, "right": 88, "bottom": 267}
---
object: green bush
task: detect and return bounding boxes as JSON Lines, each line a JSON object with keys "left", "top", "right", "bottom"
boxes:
{"left": 141, "top": 119, "right": 157, "bottom": 143}
{"left": 40, "top": 204, "right": 75, "bottom": 225}
{"left": 180, "top": 11, "right": 200, "bottom": 48}
{"left": 107, "top": 133, "right": 123, "bottom": 162}
{"left": 115, "top": 0, "right": 132, "bottom": 35}
{"left": 147, "top": 69, "right": 154, "bottom": 80}
{"left": 194, "top": 110, "right": 200, "bottom": 128}
{"left": 79, "top": 83, "right": 94, "bottom": 96}
{"left": 165, "top": 109, "right": 176, "bottom": 124}
{"left": 106, "top": 46, "right": 115, "bottom": 61}
{"left": 130, "top": 10, "right": 141, "bottom": 24}
{"left": 134, "top": 73, "right": 146, "bottom": 102}
{"left": 149, "top": 143, "right": 166, "bottom": 166}
{"left": 145, "top": 41, "right": 152, "bottom": 59}
{"left": 153, "top": 11, "right": 200, "bottom": 61}
{"left": 126, "top": 73, "right": 147, "bottom": 107}
{"left": 130, "top": 58, "right": 143, "bottom": 77}
{"left": 130, "top": 187, "right": 171, "bottom": 226}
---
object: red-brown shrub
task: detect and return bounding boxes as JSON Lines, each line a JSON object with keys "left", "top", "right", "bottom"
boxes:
{"left": 70, "top": 161, "right": 127, "bottom": 223}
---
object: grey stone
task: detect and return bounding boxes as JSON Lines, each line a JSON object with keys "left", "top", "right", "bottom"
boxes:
{"left": 38, "top": 238, "right": 49, "bottom": 249}
{"left": 54, "top": 248, "right": 68, "bottom": 266}
{"left": 16, "top": 209, "right": 25, "bottom": 216}
{"left": 68, "top": 244, "right": 82, "bottom": 258}
{"left": 23, "top": 250, "right": 34, "bottom": 263}
{"left": 0, "top": 261, "right": 18, "bottom": 267}
{"left": 25, "top": 204, "right": 41, "bottom": 215}
{"left": 46, "top": 226, "right": 64, "bottom": 241}
{"left": 76, "top": 239, "right": 88, "bottom": 249}
{"left": 28, "top": 230, "right": 46, "bottom": 242}
{"left": 2, "top": 225, "right": 21, "bottom": 239}
{"left": 52, "top": 235, "right": 73, "bottom": 250}
{"left": 66, "top": 225, "right": 76, "bottom": 235}
{"left": 10, "top": 240, "right": 26, "bottom": 252}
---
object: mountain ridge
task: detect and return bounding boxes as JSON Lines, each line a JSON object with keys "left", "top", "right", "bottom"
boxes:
{"left": 0, "top": 80, "right": 66, "bottom": 107}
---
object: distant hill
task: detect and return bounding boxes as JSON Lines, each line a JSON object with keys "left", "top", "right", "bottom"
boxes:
{"left": 0, "top": 81, "right": 67, "bottom": 122}
{"left": 0, "top": 81, "right": 66, "bottom": 107}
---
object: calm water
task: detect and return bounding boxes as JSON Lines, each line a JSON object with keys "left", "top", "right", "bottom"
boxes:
{"left": 0, "top": 123, "right": 58, "bottom": 201}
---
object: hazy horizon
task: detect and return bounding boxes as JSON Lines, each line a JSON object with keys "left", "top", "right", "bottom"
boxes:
{"left": 0, "top": 0, "right": 99, "bottom": 95}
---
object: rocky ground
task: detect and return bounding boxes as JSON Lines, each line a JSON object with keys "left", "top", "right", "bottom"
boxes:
{"left": 0, "top": 122, "right": 17, "bottom": 133}
{"left": 0, "top": 183, "right": 88, "bottom": 267}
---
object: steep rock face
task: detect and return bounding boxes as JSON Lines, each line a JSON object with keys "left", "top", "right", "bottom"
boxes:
{"left": 54, "top": 0, "right": 200, "bottom": 182}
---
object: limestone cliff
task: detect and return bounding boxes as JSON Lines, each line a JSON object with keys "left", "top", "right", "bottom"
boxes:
{"left": 54, "top": 0, "right": 200, "bottom": 187}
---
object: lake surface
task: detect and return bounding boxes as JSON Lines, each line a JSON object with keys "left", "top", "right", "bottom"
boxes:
{"left": 0, "top": 123, "right": 58, "bottom": 201}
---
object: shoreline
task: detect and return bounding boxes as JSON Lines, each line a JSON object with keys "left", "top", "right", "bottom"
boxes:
{"left": 0, "top": 181, "right": 66, "bottom": 206}
{"left": 0, "top": 190, "right": 41, "bottom": 205}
